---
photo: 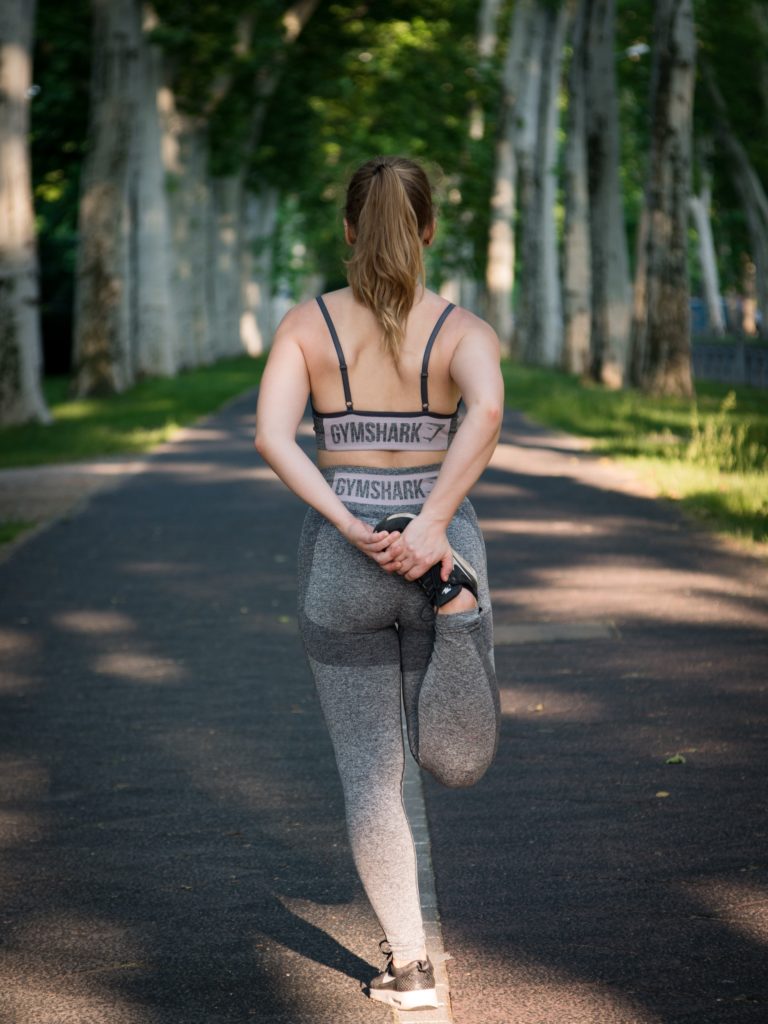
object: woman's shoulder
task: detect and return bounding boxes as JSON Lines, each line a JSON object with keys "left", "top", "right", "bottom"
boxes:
{"left": 440, "top": 299, "right": 500, "bottom": 352}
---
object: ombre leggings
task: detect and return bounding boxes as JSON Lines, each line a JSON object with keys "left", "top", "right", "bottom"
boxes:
{"left": 297, "top": 464, "right": 499, "bottom": 963}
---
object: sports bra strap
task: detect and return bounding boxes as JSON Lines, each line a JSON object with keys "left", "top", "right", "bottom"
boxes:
{"left": 420, "top": 303, "right": 456, "bottom": 411}
{"left": 316, "top": 296, "right": 353, "bottom": 410}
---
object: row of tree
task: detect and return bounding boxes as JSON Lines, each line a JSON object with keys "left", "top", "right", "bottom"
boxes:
{"left": 1, "top": 0, "right": 767, "bottom": 426}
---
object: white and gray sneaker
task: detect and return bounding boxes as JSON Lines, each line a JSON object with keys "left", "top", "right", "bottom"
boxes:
{"left": 374, "top": 511, "right": 479, "bottom": 609}
{"left": 367, "top": 941, "right": 439, "bottom": 1010}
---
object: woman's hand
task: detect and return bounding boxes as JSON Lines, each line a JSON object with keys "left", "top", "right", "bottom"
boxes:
{"left": 377, "top": 513, "right": 453, "bottom": 582}
{"left": 342, "top": 518, "right": 396, "bottom": 565}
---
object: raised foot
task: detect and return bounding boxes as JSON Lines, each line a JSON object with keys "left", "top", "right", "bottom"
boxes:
{"left": 437, "top": 585, "right": 478, "bottom": 615}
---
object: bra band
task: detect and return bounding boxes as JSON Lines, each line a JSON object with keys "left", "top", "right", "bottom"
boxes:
{"left": 316, "top": 295, "right": 353, "bottom": 410}
{"left": 420, "top": 302, "right": 456, "bottom": 411}
{"left": 316, "top": 296, "right": 457, "bottom": 413}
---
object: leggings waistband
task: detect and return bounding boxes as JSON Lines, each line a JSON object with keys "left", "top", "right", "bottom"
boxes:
{"left": 319, "top": 463, "right": 443, "bottom": 512}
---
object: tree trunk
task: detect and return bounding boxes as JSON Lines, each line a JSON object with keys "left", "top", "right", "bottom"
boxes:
{"left": 159, "top": 85, "right": 215, "bottom": 368}
{"left": 584, "top": 0, "right": 631, "bottom": 387}
{"left": 240, "top": 186, "right": 278, "bottom": 355}
{"left": 132, "top": 3, "right": 177, "bottom": 378}
{"left": 703, "top": 65, "right": 768, "bottom": 339}
{"left": 688, "top": 142, "right": 725, "bottom": 337}
{"left": 485, "top": 0, "right": 537, "bottom": 353}
{"left": 73, "top": 0, "right": 141, "bottom": 396}
{"left": 629, "top": 0, "right": 696, "bottom": 397}
{"left": 512, "top": 1, "right": 548, "bottom": 360}
{"left": 233, "top": 0, "right": 320, "bottom": 353}
{"left": 562, "top": 0, "right": 591, "bottom": 376}
{"left": 0, "top": 0, "right": 51, "bottom": 425}
{"left": 518, "top": 1, "right": 567, "bottom": 366}
{"left": 534, "top": 0, "right": 568, "bottom": 366}
{"left": 209, "top": 175, "right": 243, "bottom": 357}
{"left": 444, "top": 0, "right": 504, "bottom": 318}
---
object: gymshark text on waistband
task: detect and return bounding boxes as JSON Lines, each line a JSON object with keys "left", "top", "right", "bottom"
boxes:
{"left": 330, "top": 471, "right": 439, "bottom": 505}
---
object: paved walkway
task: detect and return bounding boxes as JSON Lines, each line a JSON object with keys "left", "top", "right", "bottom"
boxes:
{"left": 0, "top": 391, "right": 766, "bottom": 1023}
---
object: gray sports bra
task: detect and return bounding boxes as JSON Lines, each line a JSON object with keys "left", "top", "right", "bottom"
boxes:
{"left": 311, "top": 296, "right": 461, "bottom": 452}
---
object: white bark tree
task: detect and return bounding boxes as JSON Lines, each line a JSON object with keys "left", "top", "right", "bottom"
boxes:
{"left": 442, "top": 0, "right": 504, "bottom": 317}
{"left": 241, "top": 186, "right": 278, "bottom": 355}
{"left": 517, "top": 0, "right": 568, "bottom": 366}
{"left": 486, "top": 0, "right": 538, "bottom": 354}
{"left": 584, "top": 0, "right": 630, "bottom": 386}
{"left": 72, "top": 0, "right": 141, "bottom": 395}
{"left": 227, "top": 0, "right": 319, "bottom": 355}
{"left": 630, "top": 0, "right": 696, "bottom": 397}
{"left": 159, "top": 94, "right": 215, "bottom": 368}
{"left": 688, "top": 138, "right": 725, "bottom": 337}
{"left": 562, "top": 0, "right": 591, "bottom": 376}
{"left": 0, "top": 0, "right": 50, "bottom": 424}
{"left": 133, "top": 3, "right": 177, "bottom": 378}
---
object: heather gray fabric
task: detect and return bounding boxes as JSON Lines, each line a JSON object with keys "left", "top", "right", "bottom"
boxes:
{"left": 297, "top": 463, "right": 500, "bottom": 963}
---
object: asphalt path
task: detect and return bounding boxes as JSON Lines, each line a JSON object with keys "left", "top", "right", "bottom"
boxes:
{"left": 427, "top": 413, "right": 768, "bottom": 1024}
{"left": 1, "top": 390, "right": 766, "bottom": 1024}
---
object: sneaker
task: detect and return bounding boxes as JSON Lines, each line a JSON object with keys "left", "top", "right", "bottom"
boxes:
{"left": 374, "top": 511, "right": 479, "bottom": 609}
{"left": 367, "top": 941, "right": 439, "bottom": 1010}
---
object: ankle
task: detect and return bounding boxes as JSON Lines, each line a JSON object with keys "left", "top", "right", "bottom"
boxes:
{"left": 392, "top": 950, "right": 428, "bottom": 970}
{"left": 436, "top": 586, "right": 478, "bottom": 615}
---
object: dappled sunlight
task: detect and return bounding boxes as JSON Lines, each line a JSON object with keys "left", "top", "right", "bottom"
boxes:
{"left": 0, "top": 628, "right": 39, "bottom": 694}
{"left": 92, "top": 651, "right": 186, "bottom": 684}
{"left": 481, "top": 516, "right": 603, "bottom": 536}
{"left": 0, "top": 669, "right": 37, "bottom": 695}
{"left": 0, "top": 911, "right": 148, "bottom": 1024}
{"left": 125, "top": 460, "right": 277, "bottom": 482}
{"left": 684, "top": 877, "right": 768, "bottom": 946}
{"left": 53, "top": 609, "right": 136, "bottom": 635}
{"left": 490, "top": 438, "right": 659, "bottom": 498}
{"left": 119, "top": 561, "right": 197, "bottom": 575}
{"left": 154, "top": 725, "right": 312, "bottom": 815}
{"left": 499, "top": 682, "right": 606, "bottom": 721}
{"left": 448, "top": 953, "right": 664, "bottom": 1024}
{"left": 0, "top": 753, "right": 49, "bottom": 801}
{"left": 0, "top": 626, "right": 37, "bottom": 656}
{"left": 490, "top": 561, "right": 768, "bottom": 629}
{"left": 0, "top": 809, "right": 45, "bottom": 849}
{"left": 471, "top": 478, "right": 534, "bottom": 500}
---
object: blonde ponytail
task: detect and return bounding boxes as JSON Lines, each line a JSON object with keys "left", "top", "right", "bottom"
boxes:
{"left": 344, "top": 157, "right": 434, "bottom": 361}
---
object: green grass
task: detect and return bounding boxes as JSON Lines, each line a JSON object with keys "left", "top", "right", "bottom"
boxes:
{"left": 0, "top": 520, "right": 37, "bottom": 545}
{"left": 0, "top": 354, "right": 266, "bottom": 469}
{"left": 501, "top": 362, "right": 768, "bottom": 548}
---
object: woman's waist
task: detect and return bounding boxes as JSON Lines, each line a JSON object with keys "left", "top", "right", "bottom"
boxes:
{"left": 318, "top": 461, "right": 445, "bottom": 511}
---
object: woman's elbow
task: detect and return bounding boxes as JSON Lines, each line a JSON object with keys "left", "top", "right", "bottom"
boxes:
{"left": 253, "top": 430, "right": 271, "bottom": 458}
{"left": 477, "top": 400, "right": 503, "bottom": 431}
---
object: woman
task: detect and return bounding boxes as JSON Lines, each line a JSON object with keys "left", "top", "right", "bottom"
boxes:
{"left": 254, "top": 155, "right": 503, "bottom": 1011}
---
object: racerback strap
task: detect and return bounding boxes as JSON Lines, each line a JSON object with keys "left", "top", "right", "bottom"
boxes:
{"left": 316, "top": 296, "right": 353, "bottom": 410}
{"left": 420, "top": 303, "right": 456, "bottom": 411}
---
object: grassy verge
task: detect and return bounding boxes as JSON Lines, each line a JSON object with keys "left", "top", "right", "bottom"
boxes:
{"left": 0, "top": 520, "right": 37, "bottom": 546}
{"left": 501, "top": 362, "right": 768, "bottom": 549}
{"left": 0, "top": 354, "right": 266, "bottom": 469}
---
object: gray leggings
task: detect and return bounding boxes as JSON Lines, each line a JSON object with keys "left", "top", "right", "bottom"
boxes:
{"left": 297, "top": 464, "right": 500, "bottom": 963}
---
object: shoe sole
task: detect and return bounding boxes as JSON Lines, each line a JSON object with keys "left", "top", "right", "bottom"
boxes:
{"left": 368, "top": 986, "right": 440, "bottom": 1010}
{"left": 375, "top": 512, "right": 479, "bottom": 596}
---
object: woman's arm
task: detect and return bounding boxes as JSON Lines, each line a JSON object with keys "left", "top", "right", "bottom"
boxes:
{"left": 254, "top": 306, "right": 392, "bottom": 561}
{"left": 380, "top": 317, "right": 504, "bottom": 582}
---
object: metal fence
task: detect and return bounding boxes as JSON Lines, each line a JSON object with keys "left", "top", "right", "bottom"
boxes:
{"left": 692, "top": 342, "right": 768, "bottom": 389}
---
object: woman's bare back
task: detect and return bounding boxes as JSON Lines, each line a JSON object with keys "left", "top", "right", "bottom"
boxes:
{"left": 300, "top": 286, "right": 465, "bottom": 468}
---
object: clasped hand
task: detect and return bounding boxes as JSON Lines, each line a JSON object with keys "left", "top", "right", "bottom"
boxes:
{"left": 343, "top": 513, "right": 452, "bottom": 583}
